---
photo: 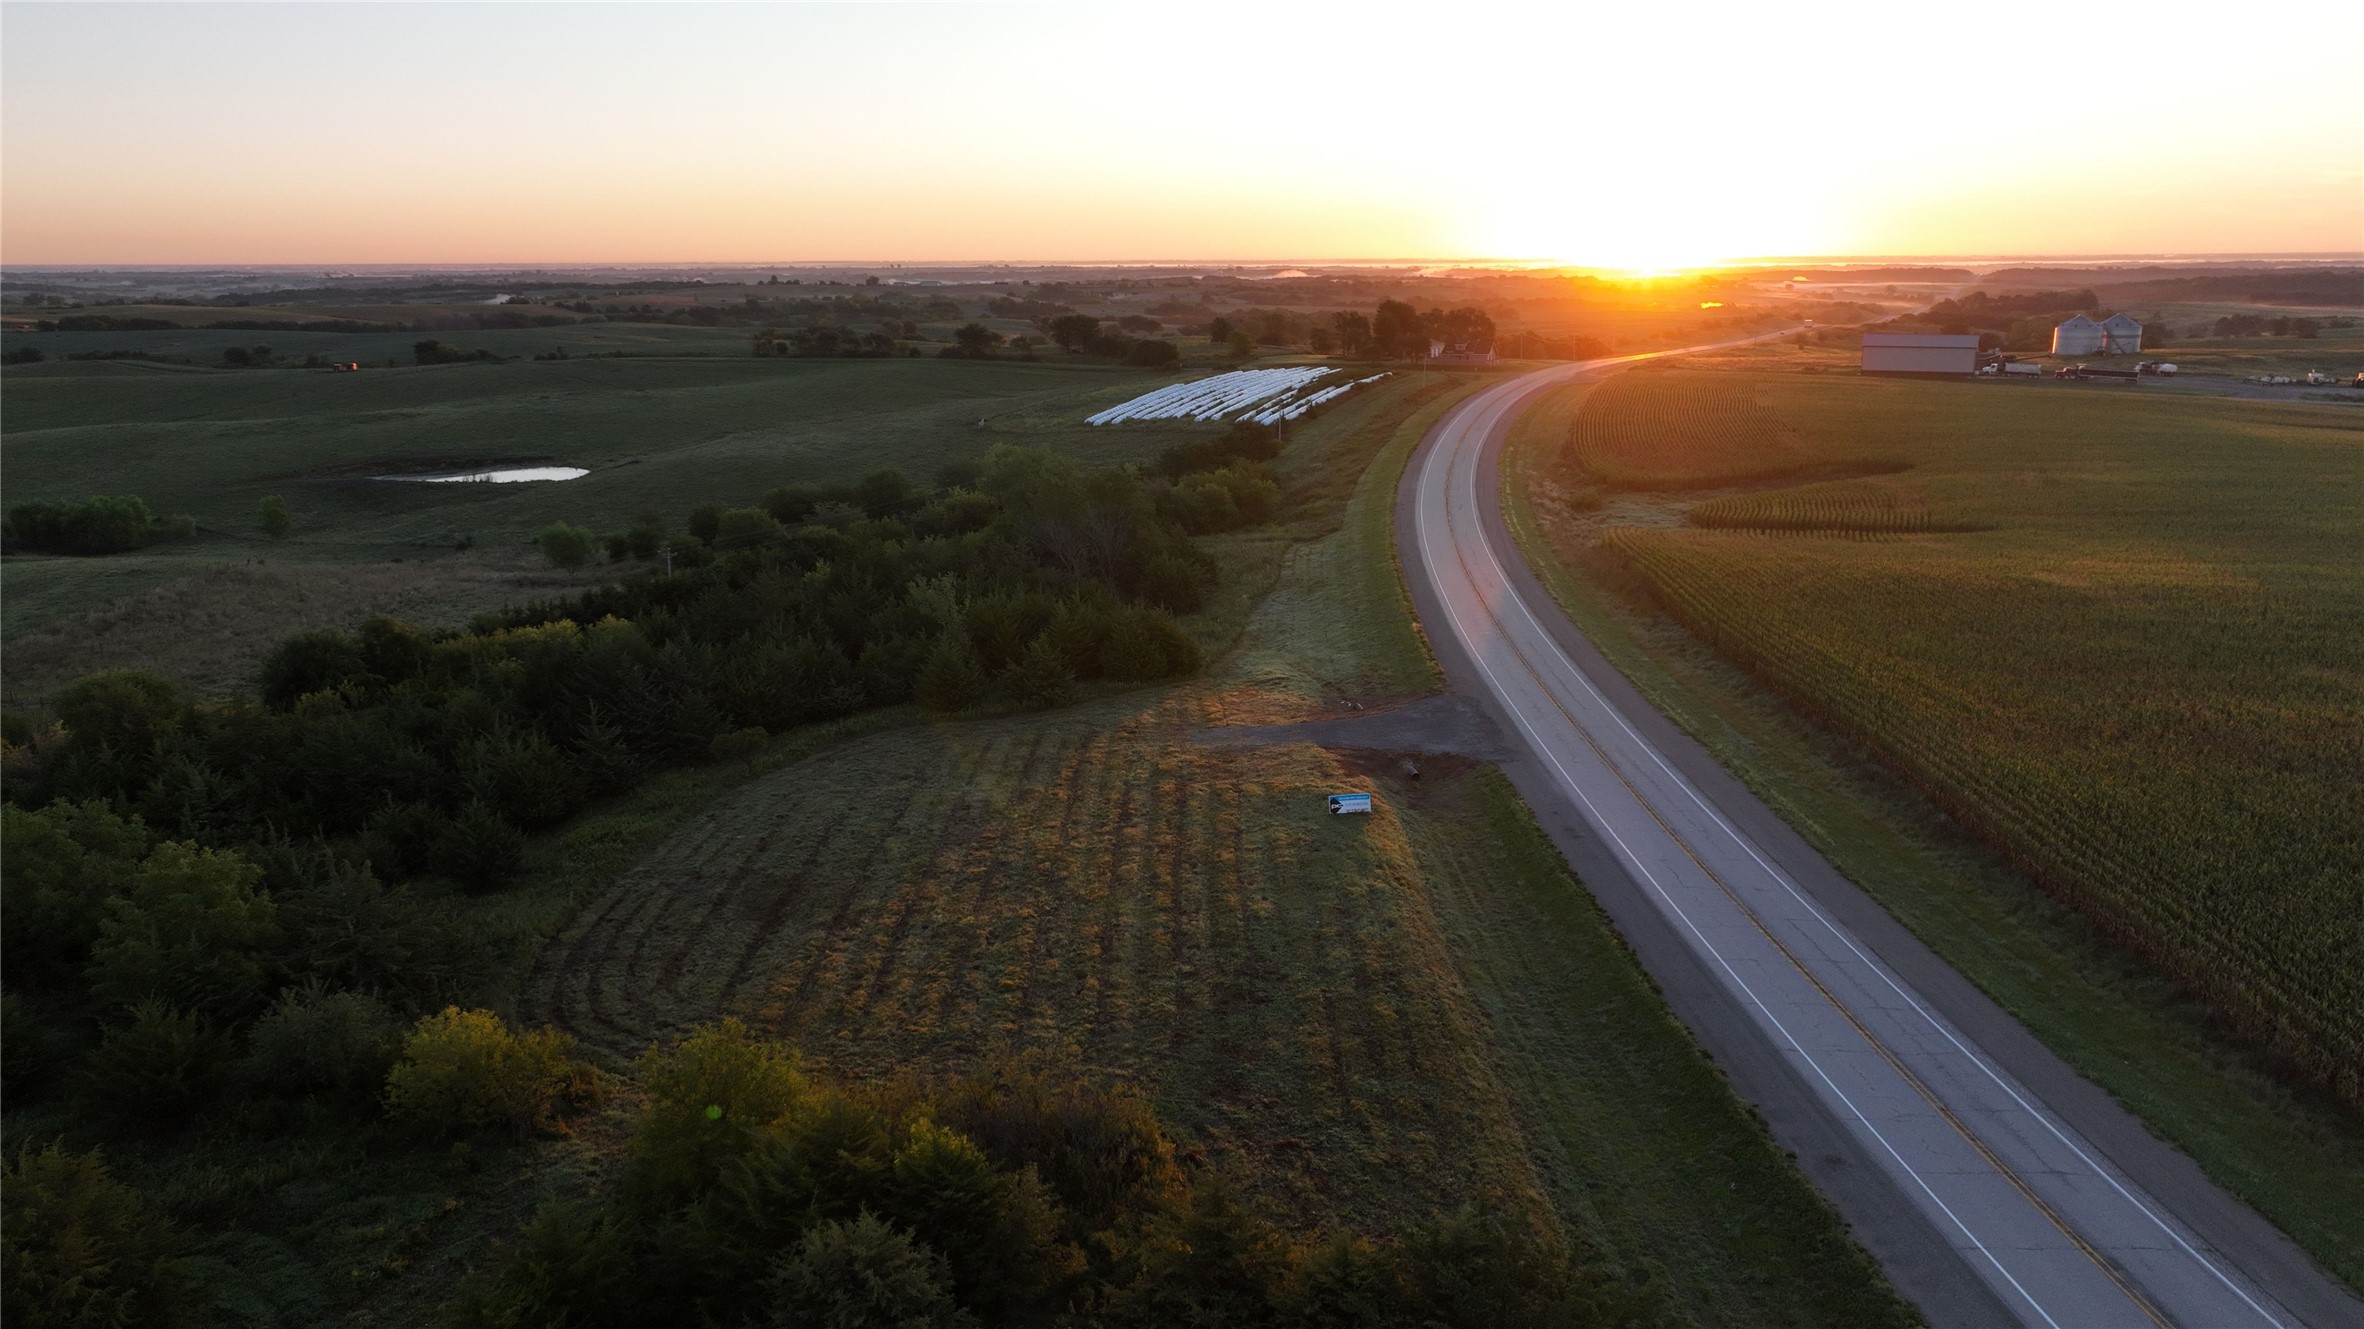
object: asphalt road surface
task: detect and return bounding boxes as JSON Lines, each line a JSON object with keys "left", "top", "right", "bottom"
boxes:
{"left": 1396, "top": 351, "right": 2362, "bottom": 1328}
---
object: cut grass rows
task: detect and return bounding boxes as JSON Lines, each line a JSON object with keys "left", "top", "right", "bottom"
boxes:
{"left": 522, "top": 697, "right": 1550, "bottom": 1226}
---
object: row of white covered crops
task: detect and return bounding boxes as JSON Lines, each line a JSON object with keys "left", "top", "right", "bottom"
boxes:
{"left": 1085, "top": 367, "right": 1392, "bottom": 427}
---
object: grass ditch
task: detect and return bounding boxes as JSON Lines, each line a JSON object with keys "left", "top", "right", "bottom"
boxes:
{"left": 1502, "top": 374, "right": 2364, "bottom": 1293}
{"left": 1405, "top": 767, "right": 1912, "bottom": 1325}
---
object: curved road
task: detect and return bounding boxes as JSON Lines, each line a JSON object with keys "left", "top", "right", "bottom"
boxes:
{"left": 1397, "top": 354, "right": 2360, "bottom": 1328}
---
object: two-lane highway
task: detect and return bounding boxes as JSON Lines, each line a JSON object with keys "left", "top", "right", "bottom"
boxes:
{"left": 1398, "top": 355, "right": 2355, "bottom": 1327}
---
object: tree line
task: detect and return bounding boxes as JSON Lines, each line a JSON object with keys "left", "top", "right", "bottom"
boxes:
{"left": 2207, "top": 313, "right": 2339, "bottom": 339}
{"left": 1026, "top": 302, "right": 1504, "bottom": 364}
{"left": 3, "top": 495, "right": 197, "bottom": 556}
{"left": 5, "top": 446, "right": 1240, "bottom": 907}
{"left": 752, "top": 325, "right": 910, "bottom": 358}
{"left": 3, "top": 1011, "right": 1655, "bottom": 1327}
{"left": 431, "top": 1023, "right": 1656, "bottom": 1327}
{"left": 1031, "top": 314, "right": 1181, "bottom": 366}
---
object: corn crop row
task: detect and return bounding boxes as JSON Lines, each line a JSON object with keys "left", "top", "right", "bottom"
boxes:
{"left": 1600, "top": 527, "right": 2364, "bottom": 1108}
{"left": 1569, "top": 372, "right": 1808, "bottom": 489}
{"left": 1690, "top": 482, "right": 1987, "bottom": 535}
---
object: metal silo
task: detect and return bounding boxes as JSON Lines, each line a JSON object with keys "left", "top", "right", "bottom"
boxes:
{"left": 2052, "top": 314, "right": 2104, "bottom": 356}
{"left": 2100, "top": 313, "right": 2144, "bottom": 355}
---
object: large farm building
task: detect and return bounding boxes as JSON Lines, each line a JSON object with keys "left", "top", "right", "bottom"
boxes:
{"left": 1861, "top": 332, "right": 1980, "bottom": 375}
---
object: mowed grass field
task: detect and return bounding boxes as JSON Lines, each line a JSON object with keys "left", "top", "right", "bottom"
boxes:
{"left": 0, "top": 354, "right": 1229, "bottom": 687}
{"left": 1507, "top": 368, "right": 2364, "bottom": 1287}
{"left": 3, "top": 354, "right": 1215, "bottom": 555}
{"left": 502, "top": 376, "right": 1914, "bottom": 1328}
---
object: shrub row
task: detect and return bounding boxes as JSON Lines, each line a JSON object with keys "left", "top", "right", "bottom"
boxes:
{"left": 5, "top": 1018, "right": 1652, "bottom": 1328}
{"left": 3, "top": 495, "right": 198, "bottom": 556}
{"left": 442, "top": 1022, "right": 1657, "bottom": 1329}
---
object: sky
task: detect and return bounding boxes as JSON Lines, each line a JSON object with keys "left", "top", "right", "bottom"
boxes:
{"left": 3, "top": 1, "right": 2359, "bottom": 269}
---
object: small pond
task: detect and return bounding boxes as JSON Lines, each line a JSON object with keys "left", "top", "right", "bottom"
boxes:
{"left": 377, "top": 466, "right": 588, "bottom": 484}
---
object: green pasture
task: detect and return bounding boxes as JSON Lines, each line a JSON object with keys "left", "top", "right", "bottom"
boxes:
{"left": 1, "top": 355, "right": 1221, "bottom": 632}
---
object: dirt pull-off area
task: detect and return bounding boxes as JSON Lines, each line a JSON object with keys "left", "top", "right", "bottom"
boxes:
{"left": 1187, "top": 692, "right": 1514, "bottom": 762}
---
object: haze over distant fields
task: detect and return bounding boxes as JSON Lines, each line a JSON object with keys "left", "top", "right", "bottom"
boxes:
{"left": 3, "top": 1, "right": 2359, "bottom": 269}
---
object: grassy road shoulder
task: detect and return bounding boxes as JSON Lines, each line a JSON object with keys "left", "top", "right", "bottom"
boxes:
{"left": 1501, "top": 376, "right": 2364, "bottom": 1293}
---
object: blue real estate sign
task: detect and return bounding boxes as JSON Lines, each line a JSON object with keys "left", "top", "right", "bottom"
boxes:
{"left": 1326, "top": 793, "right": 1373, "bottom": 815}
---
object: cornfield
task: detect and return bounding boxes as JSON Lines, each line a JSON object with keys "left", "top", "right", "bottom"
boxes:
{"left": 1570, "top": 371, "right": 1825, "bottom": 489}
{"left": 1688, "top": 478, "right": 1989, "bottom": 535}
{"left": 1582, "top": 376, "right": 2364, "bottom": 1107}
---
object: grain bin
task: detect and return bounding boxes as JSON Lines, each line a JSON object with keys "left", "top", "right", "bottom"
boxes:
{"left": 2100, "top": 313, "right": 2144, "bottom": 355}
{"left": 2052, "top": 314, "right": 2104, "bottom": 356}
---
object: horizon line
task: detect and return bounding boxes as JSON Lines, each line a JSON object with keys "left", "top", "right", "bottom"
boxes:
{"left": 8, "top": 252, "right": 2362, "bottom": 274}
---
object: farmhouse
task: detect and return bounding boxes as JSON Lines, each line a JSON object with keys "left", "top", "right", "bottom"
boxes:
{"left": 1427, "top": 338, "right": 1498, "bottom": 364}
{"left": 1861, "top": 332, "right": 1980, "bottom": 376}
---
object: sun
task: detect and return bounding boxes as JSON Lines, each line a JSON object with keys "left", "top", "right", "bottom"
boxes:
{"left": 1467, "top": 200, "right": 1733, "bottom": 273}
{"left": 1457, "top": 152, "right": 1830, "bottom": 272}
{"left": 1471, "top": 194, "right": 1746, "bottom": 272}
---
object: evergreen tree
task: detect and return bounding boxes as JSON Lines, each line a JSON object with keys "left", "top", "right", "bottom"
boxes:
{"left": 917, "top": 630, "right": 990, "bottom": 713}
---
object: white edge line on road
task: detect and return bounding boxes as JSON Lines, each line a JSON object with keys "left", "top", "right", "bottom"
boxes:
{"left": 1411, "top": 381, "right": 2067, "bottom": 1329}
{"left": 1462, "top": 364, "right": 2287, "bottom": 1328}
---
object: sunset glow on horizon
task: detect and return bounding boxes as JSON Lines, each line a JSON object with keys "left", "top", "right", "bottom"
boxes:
{"left": 4, "top": 2, "right": 2358, "bottom": 268}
